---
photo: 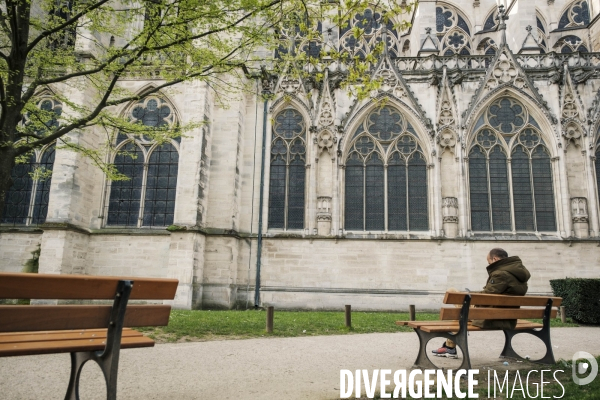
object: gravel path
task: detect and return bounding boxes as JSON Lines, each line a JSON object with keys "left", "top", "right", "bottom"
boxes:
{"left": 1, "top": 327, "right": 599, "bottom": 400}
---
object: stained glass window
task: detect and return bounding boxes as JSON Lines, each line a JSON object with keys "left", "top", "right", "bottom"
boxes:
{"left": 365, "top": 155, "right": 384, "bottom": 231}
{"left": 339, "top": 7, "right": 400, "bottom": 58}
{"left": 556, "top": 35, "right": 588, "bottom": 53}
{"left": 558, "top": 1, "right": 590, "bottom": 29}
{"left": 532, "top": 147, "right": 556, "bottom": 231}
{"left": 345, "top": 154, "right": 364, "bottom": 230}
{"left": 32, "top": 146, "right": 56, "bottom": 224}
{"left": 143, "top": 143, "right": 178, "bottom": 227}
{"left": 345, "top": 107, "right": 428, "bottom": 232}
{"left": 408, "top": 153, "right": 428, "bottom": 230}
{"left": 483, "top": 11, "right": 497, "bottom": 31}
{"left": 596, "top": 146, "right": 600, "bottom": 220}
{"left": 106, "top": 96, "right": 179, "bottom": 228}
{"left": 1, "top": 154, "right": 36, "bottom": 225}
{"left": 107, "top": 143, "right": 144, "bottom": 226}
{"left": 469, "top": 98, "right": 556, "bottom": 233}
{"left": 275, "top": 17, "right": 322, "bottom": 59}
{"left": 469, "top": 146, "right": 490, "bottom": 231}
{"left": 511, "top": 146, "right": 535, "bottom": 231}
{"left": 268, "top": 109, "right": 306, "bottom": 230}
{"left": 2, "top": 97, "right": 61, "bottom": 226}
{"left": 436, "top": 6, "right": 472, "bottom": 55}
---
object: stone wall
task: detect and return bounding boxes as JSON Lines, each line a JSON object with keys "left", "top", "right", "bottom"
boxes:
{"left": 0, "top": 232, "right": 43, "bottom": 273}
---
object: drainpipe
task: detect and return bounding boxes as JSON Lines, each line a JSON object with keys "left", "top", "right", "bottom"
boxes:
{"left": 255, "top": 71, "right": 272, "bottom": 308}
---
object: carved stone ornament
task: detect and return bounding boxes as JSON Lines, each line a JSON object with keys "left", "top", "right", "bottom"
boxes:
{"left": 437, "top": 130, "right": 457, "bottom": 153}
{"left": 317, "top": 196, "right": 332, "bottom": 221}
{"left": 319, "top": 100, "right": 334, "bottom": 127}
{"left": 372, "top": 59, "right": 406, "bottom": 99}
{"left": 571, "top": 197, "right": 588, "bottom": 223}
{"left": 563, "top": 122, "right": 582, "bottom": 148}
{"left": 438, "top": 100, "right": 454, "bottom": 126}
{"left": 486, "top": 54, "right": 526, "bottom": 90}
{"left": 278, "top": 76, "right": 302, "bottom": 94}
{"left": 562, "top": 93, "right": 580, "bottom": 120}
{"left": 316, "top": 130, "right": 336, "bottom": 153}
{"left": 442, "top": 197, "right": 459, "bottom": 223}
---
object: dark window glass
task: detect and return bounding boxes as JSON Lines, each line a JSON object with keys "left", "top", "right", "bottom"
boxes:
{"left": 532, "top": 147, "right": 556, "bottom": 231}
{"left": 489, "top": 146, "right": 511, "bottom": 230}
{"left": 32, "top": 146, "right": 56, "bottom": 224}
{"left": 268, "top": 157, "right": 286, "bottom": 229}
{"left": 287, "top": 158, "right": 305, "bottom": 229}
{"left": 558, "top": 1, "right": 590, "bottom": 29}
{"left": 436, "top": 7, "right": 453, "bottom": 33}
{"left": 469, "top": 146, "right": 490, "bottom": 231}
{"left": 483, "top": 12, "right": 497, "bottom": 31}
{"left": 345, "top": 108, "right": 428, "bottom": 232}
{"left": 345, "top": 155, "right": 364, "bottom": 230}
{"left": 512, "top": 146, "right": 535, "bottom": 231}
{"left": 143, "top": 143, "right": 178, "bottom": 227}
{"left": 107, "top": 143, "right": 144, "bottom": 226}
{"left": 2, "top": 153, "right": 35, "bottom": 224}
{"left": 408, "top": 153, "right": 428, "bottom": 231}
{"left": 596, "top": 148, "right": 600, "bottom": 219}
{"left": 269, "top": 109, "right": 305, "bottom": 230}
{"left": 537, "top": 16, "right": 546, "bottom": 33}
{"left": 365, "top": 155, "right": 384, "bottom": 230}
{"left": 457, "top": 15, "right": 470, "bottom": 35}
{"left": 387, "top": 153, "right": 407, "bottom": 231}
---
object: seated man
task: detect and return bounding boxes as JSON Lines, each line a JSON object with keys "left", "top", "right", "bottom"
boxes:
{"left": 433, "top": 248, "right": 531, "bottom": 357}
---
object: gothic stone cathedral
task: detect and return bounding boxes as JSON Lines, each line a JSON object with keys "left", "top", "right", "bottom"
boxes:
{"left": 2, "top": 0, "right": 600, "bottom": 310}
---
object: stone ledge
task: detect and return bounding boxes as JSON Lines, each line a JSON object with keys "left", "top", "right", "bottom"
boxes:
{"left": 0, "top": 226, "right": 44, "bottom": 234}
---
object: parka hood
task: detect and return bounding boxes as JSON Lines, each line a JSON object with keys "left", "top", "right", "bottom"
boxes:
{"left": 486, "top": 256, "right": 531, "bottom": 283}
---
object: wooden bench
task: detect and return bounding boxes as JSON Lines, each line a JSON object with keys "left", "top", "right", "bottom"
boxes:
{"left": 0, "top": 272, "right": 178, "bottom": 400}
{"left": 397, "top": 292, "right": 562, "bottom": 370}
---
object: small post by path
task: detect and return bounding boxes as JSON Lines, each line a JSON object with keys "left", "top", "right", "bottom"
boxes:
{"left": 560, "top": 306, "right": 566, "bottom": 324}
{"left": 345, "top": 305, "right": 352, "bottom": 328}
{"left": 409, "top": 305, "right": 416, "bottom": 321}
{"left": 266, "top": 306, "right": 274, "bottom": 333}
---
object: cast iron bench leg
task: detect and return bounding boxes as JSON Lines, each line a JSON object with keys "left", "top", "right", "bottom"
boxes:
{"left": 499, "top": 299, "right": 555, "bottom": 365}
{"left": 64, "top": 280, "right": 133, "bottom": 400}
{"left": 411, "top": 295, "right": 472, "bottom": 371}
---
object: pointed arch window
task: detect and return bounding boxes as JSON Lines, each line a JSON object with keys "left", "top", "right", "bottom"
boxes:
{"left": 268, "top": 108, "right": 306, "bottom": 230}
{"left": 536, "top": 15, "right": 548, "bottom": 53}
{"left": 468, "top": 98, "right": 556, "bottom": 233}
{"left": 2, "top": 145, "right": 56, "bottom": 225}
{"left": 344, "top": 106, "right": 429, "bottom": 231}
{"left": 482, "top": 9, "right": 498, "bottom": 32}
{"left": 274, "top": 14, "right": 322, "bottom": 59}
{"left": 558, "top": 0, "right": 590, "bottom": 29}
{"left": 339, "top": 7, "right": 401, "bottom": 58}
{"left": 554, "top": 35, "right": 588, "bottom": 53}
{"left": 106, "top": 96, "right": 179, "bottom": 228}
{"left": 2, "top": 97, "right": 61, "bottom": 226}
{"left": 436, "top": 5, "right": 472, "bottom": 55}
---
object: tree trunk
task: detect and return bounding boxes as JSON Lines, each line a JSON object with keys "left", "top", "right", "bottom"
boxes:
{"left": 0, "top": 148, "right": 17, "bottom": 222}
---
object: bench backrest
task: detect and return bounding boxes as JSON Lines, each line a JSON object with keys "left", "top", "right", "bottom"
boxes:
{"left": 0, "top": 273, "right": 178, "bottom": 333}
{"left": 440, "top": 292, "right": 561, "bottom": 320}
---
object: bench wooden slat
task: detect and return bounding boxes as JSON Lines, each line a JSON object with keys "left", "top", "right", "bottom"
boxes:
{"left": 440, "top": 307, "right": 557, "bottom": 320}
{"left": 0, "top": 335, "right": 155, "bottom": 357}
{"left": 0, "top": 273, "right": 178, "bottom": 300}
{"left": 420, "top": 322, "right": 543, "bottom": 333}
{"left": 0, "top": 305, "right": 171, "bottom": 332}
{"left": 396, "top": 319, "right": 538, "bottom": 327}
{"left": 0, "top": 328, "right": 143, "bottom": 344}
{"left": 443, "top": 292, "right": 562, "bottom": 307}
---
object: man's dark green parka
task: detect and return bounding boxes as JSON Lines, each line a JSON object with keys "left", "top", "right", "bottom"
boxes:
{"left": 472, "top": 256, "right": 531, "bottom": 329}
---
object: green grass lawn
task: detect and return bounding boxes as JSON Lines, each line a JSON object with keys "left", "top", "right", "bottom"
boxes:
{"left": 138, "top": 310, "right": 578, "bottom": 343}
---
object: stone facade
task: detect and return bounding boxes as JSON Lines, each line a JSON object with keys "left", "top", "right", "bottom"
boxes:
{"left": 2, "top": 0, "right": 600, "bottom": 310}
